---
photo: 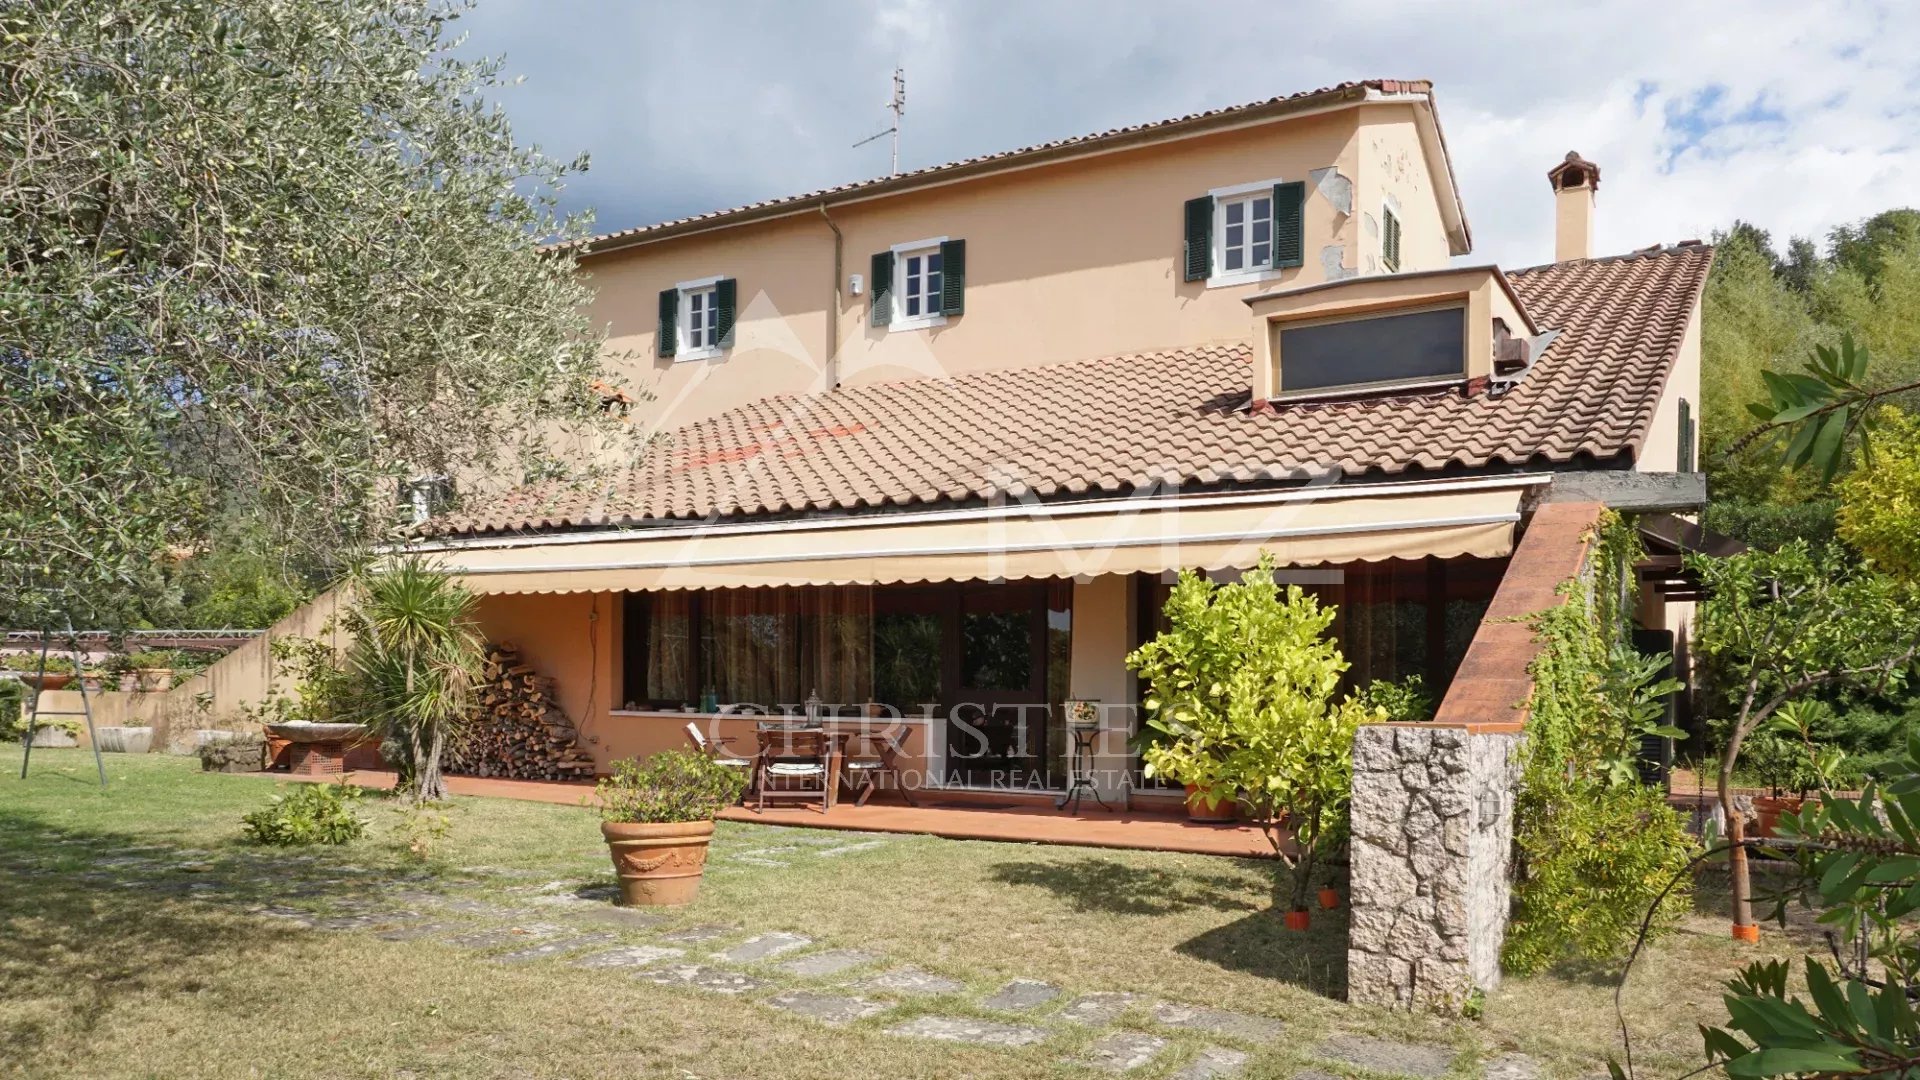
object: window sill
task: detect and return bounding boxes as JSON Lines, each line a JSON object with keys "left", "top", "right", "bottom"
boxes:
{"left": 673, "top": 346, "right": 726, "bottom": 364}
{"left": 888, "top": 313, "right": 947, "bottom": 333}
{"left": 1206, "top": 267, "right": 1288, "bottom": 290}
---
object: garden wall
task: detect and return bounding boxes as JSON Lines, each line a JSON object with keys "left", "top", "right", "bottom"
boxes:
{"left": 1345, "top": 501, "right": 1604, "bottom": 1012}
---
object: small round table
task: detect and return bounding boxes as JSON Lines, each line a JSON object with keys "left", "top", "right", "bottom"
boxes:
{"left": 1055, "top": 723, "right": 1108, "bottom": 813}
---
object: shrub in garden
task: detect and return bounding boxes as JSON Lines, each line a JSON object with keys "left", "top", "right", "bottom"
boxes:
{"left": 596, "top": 750, "right": 749, "bottom": 825}
{"left": 1128, "top": 554, "right": 1372, "bottom": 916}
{"left": 242, "top": 782, "right": 368, "bottom": 846}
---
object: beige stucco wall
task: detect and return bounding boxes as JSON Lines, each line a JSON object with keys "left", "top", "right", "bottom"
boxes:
{"left": 1637, "top": 296, "right": 1703, "bottom": 473}
{"left": 581, "top": 106, "right": 1462, "bottom": 441}
{"left": 1356, "top": 102, "right": 1454, "bottom": 276}
{"left": 42, "top": 588, "right": 357, "bottom": 752}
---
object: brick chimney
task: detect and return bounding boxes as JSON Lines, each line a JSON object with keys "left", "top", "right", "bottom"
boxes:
{"left": 1547, "top": 151, "right": 1599, "bottom": 262}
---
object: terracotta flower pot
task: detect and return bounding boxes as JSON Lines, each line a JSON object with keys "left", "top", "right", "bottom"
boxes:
{"left": 1184, "top": 784, "right": 1237, "bottom": 823}
{"left": 1283, "top": 909, "right": 1311, "bottom": 932}
{"left": 1731, "top": 922, "right": 1760, "bottom": 943}
{"left": 22, "top": 673, "right": 73, "bottom": 691}
{"left": 602, "top": 819, "right": 717, "bottom": 906}
{"left": 1751, "top": 795, "right": 1805, "bottom": 840}
{"left": 1317, "top": 887, "right": 1341, "bottom": 911}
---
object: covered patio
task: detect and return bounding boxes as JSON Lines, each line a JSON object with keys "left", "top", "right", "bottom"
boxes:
{"left": 426, "top": 474, "right": 1535, "bottom": 818}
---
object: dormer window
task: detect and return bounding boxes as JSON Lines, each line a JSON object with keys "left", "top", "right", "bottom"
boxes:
{"left": 1275, "top": 304, "right": 1465, "bottom": 399}
{"left": 1184, "top": 180, "right": 1305, "bottom": 288}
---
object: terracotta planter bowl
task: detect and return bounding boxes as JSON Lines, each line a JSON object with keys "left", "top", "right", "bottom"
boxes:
{"left": 1184, "top": 784, "right": 1237, "bottom": 823}
{"left": 602, "top": 819, "right": 716, "bottom": 906}
{"left": 21, "top": 673, "right": 73, "bottom": 691}
{"left": 264, "top": 722, "right": 369, "bottom": 744}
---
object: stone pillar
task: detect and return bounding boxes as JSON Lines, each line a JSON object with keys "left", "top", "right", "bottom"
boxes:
{"left": 1346, "top": 722, "right": 1520, "bottom": 1012}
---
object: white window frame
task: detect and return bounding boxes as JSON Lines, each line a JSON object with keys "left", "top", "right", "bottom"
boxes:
{"left": 403, "top": 474, "right": 454, "bottom": 525}
{"left": 1207, "top": 179, "right": 1288, "bottom": 289}
{"left": 674, "top": 274, "right": 727, "bottom": 362}
{"left": 888, "top": 235, "right": 948, "bottom": 332}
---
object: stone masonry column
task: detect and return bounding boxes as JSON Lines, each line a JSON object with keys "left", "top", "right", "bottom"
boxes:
{"left": 1345, "top": 501, "right": 1605, "bottom": 1013}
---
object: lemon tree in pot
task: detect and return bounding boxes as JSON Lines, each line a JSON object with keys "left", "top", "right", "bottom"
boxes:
{"left": 1127, "top": 555, "right": 1371, "bottom": 929}
{"left": 597, "top": 750, "right": 749, "bottom": 906}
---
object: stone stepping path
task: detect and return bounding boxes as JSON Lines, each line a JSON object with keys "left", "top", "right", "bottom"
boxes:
{"left": 713, "top": 931, "right": 811, "bottom": 964}
{"left": 1171, "top": 1047, "right": 1250, "bottom": 1080}
{"left": 765, "top": 989, "right": 888, "bottom": 1025}
{"left": 1315, "top": 1035, "right": 1459, "bottom": 1078}
{"left": 850, "top": 966, "right": 963, "bottom": 996}
{"left": 1061, "top": 992, "right": 1138, "bottom": 1025}
{"left": 1150, "top": 1002, "right": 1285, "bottom": 1042}
{"left": 777, "top": 948, "right": 879, "bottom": 978}
{"left": 575, "top": 945, "right": 686, "bottom": 970}
{"left": 885, "top": 1015, "right": 1049, "bottom": 1048}
{"left": 656, "top": 924, "right": 735, "bottom": 944}
{"left": 377, "top": 922, "right": 453, "bottom": 942}
{"left": 637, "top": 963, "right": 767, "bottom": 995}
{"left": 1483, "top": 1053, "right": 1543, "bottom": 1080}
{"left": 493, "top": 934, "right": 615, "bottom": 964}
{"left": 444, "top": 923, "right": 568, "bottom": 949}
{"left": 1083, "top": 1031, "right": 1169, "bottom": 1072}
{"left": 983, "top": 978, "right": 1059, "bottom": 1012}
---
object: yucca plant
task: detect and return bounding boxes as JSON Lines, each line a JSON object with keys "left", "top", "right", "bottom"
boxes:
{"left": 341, "top": 558, "right": 485, "bottom": 802}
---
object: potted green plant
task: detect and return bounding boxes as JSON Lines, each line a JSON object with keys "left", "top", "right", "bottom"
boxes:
{"left": 126, "top": 650, "right": 179, "bottom": 692}
{"left": 597, "top": 749, "right": 749, "bottom": 906}
{"left": 1128, "top": 556, "right": 1371, "bottom": 929}
{"left": 5, "top": 653, "right": 77, "bottom": 690}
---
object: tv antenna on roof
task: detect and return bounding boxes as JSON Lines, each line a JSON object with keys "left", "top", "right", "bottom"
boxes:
{"left": 853, "top": 67, "right": 906, "bottom": 176}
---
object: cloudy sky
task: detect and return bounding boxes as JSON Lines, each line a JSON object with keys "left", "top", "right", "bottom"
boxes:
{"left": 455, "top": 0, "right": 1917, "bottom": 268}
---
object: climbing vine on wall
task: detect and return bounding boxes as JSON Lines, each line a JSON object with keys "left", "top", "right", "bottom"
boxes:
{"left": 1504, "top": 511, "right": 1699, "bottom": 974}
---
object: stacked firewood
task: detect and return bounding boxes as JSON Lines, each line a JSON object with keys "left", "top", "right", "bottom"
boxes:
{"left": 445, "top": 643, "right": 598, "bottom": 781}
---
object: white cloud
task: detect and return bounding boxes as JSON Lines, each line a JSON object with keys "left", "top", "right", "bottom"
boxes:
{"left": 458, "top": 0, "right": 1918, "bottom": 267}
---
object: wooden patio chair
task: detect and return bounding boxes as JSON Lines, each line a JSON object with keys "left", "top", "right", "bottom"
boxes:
{"left": 753, "top": 725, "right": 830, "bottom": 813}
{"left": 685, "top": 721, "right": 754, "bottom": 801}
{"left": 839, "top": 723, "right": 915, "bottom": 807}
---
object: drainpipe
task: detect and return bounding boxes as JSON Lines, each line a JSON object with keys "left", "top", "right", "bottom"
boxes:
{"left": 819, "top": 204, "right": 843, "bottom": 390}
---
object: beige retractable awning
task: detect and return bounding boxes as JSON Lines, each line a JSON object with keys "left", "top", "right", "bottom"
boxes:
{"left": 428, "top": 482, "right": 1526, "bottom": 595}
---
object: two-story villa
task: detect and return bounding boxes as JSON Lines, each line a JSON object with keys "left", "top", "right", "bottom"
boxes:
{"left": 409, "top": 79, "right": 1711, "bottom": 811}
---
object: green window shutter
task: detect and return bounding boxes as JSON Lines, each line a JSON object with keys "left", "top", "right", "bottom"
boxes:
{"left": 1183, "top": 196, "right": 1213, "bottom": 281}
{"left": 714, "top": 278, "right": 737, "bottom": 346}
{"left": 1272, "top": 181, "right": 1305, "bottom": 269}
{"left": 939, "top": 239, "right": 966, "bottom": 316}
{"left": 1383, "top": 208, "right": 1402, "bottom": 271}
{"left": 1679, "top": 399, "right": 1695, "bottom": 472}
{"left": 869, "top": 251, "right": 892, "bottom": 327}
{"left": 657, "top": 288, "right": 677, "bottom": 358}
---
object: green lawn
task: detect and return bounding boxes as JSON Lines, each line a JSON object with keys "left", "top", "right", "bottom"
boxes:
{"left": 1, "top": 749, "right": 1808, "bottom": 1079}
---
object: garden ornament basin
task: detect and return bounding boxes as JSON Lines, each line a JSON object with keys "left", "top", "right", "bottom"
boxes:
{"left": 264, "top": 722, "right": 369, "bottom": 744}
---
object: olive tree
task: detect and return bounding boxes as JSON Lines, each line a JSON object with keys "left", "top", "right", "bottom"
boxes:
{"left": 1127, "top": 556, "right": 1372, "bottom": 916}
{"left": 1, "top": 0, "right": 635, "bottom": 628}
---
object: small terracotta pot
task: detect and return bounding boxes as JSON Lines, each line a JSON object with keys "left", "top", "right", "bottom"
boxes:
{"left": 23, "top": 673, "right": 73, "bottom": 691}
{"left": 1731, "top": 922, "right": 1760, "bottom": 943}
{"left": 1283, "top": 909, "right": 1311, "bottom": 932}
{"left": 1317, "top": 887, "right": 1341, "bottom": 910}
{"left": 1184, "top": 784, "right": 1237, "bottom": 823}
{"left": 602, "top": 819, "right": 716, "bottom": 906}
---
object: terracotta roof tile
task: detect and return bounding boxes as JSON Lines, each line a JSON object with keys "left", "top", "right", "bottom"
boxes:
{"left": 552, "top": 80, "right": 1459, "bottom": 257}
{"left": 430, "top": 244, "right": 1712, "bottom": 538}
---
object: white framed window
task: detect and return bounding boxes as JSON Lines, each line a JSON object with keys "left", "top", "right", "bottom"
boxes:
{"left": 685, "top": 285, "right": 718, "bottom": 352}
{"left": 1203, "top": 179, "right": 1291, "bottom": 288}
{"left": 401, "top": 475, "right": 454, "bottom": 525}
{"left": 889, "top": 236, "right": 947, "bottom": 331}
